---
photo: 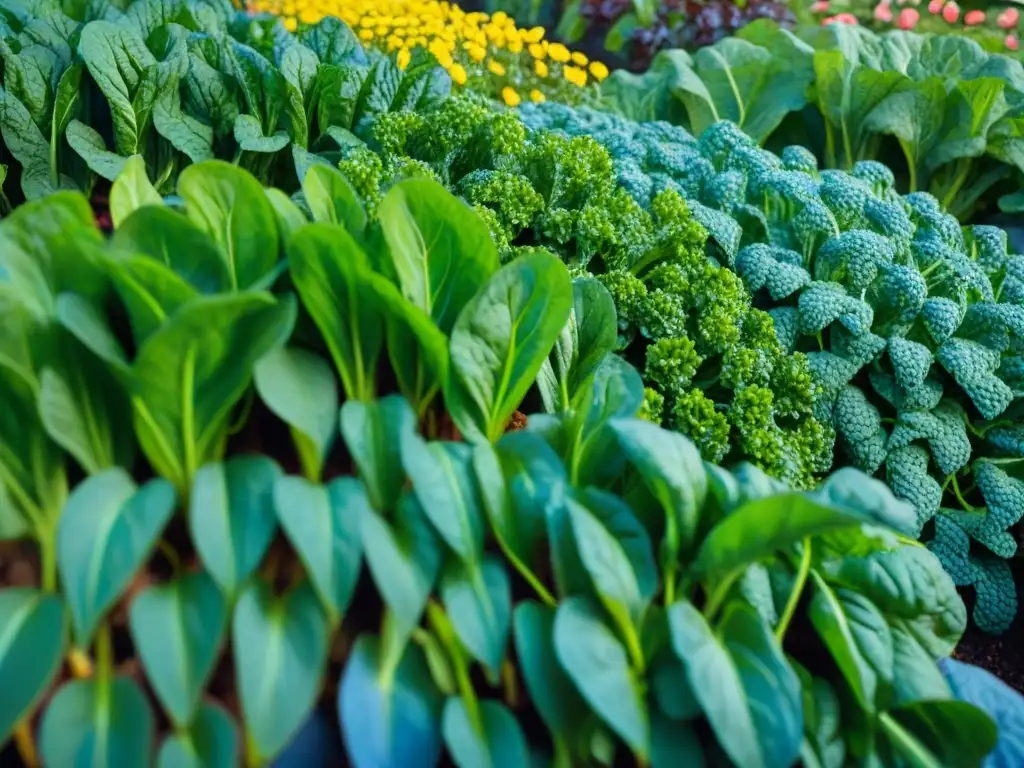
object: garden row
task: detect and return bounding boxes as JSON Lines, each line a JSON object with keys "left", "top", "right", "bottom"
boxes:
{"left": 0, "top": 0, "right": 1018, "bottom": 764}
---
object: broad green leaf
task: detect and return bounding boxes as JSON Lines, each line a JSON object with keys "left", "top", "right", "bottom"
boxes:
{"left": 266, "top": 188, "right": 307, "bottom": 240}
{"left": 53, "top": 295, "right": 130, "bottom": 376}
{"left": 65, "top": 119, "right": 128, "bottom": 181}
{"left": 274, "top": 475, "right": 365, "bottom": 621}
{"left": 446, "top": 252, "right": 573, "bottom": 443}
{"left": 651, "top": 711, "right": 705, "bottom": 768}
{"left": 599, "top": 50, "right": 691, "bottom": 123}
{"left": 338, "top": 634, "right": 443, "bottom": 768}
{"left": 567, "top": 489, "right": 656, "bottom": 634}
{"left": 554, "top": 596, "right": 648, "bottom": 758}
{"left": 301, "top": 164, "right": 366, "bottom": 233}
{"left": 361, "top": 494, "right": 441, "bottom": 638}
{"left": 720, "top": 603, "right": 803, "bottom": 767}
{"left": 234, "top": 580, "right": 328, "bottom": 764}
{"left": 0, "top": 87, "right": 63, "bottom": 200}
{"left": 177, "top": 160, "right": 280, "bottom": 290}
{"left": 112, "top": 206, "right": 231, "bottom": 295}
{"left": 442, "top": 698, "right": 528, "bottom": 768}
{"left": 52, "top": 61, "right": 82, "bottom": 142}
{"left": 153, "top": 93, "right": 215, "bottom": 165}
{"left": 255, "top": 346, "right": 338, "bottom": 480}
{"left": 377, "top": 178, "right": 498, "bottom": 334}
{"left": 129, "top": 570, "right": 226, "bottom": 727}
{"left": 693, "top": 494, "right": 872, "bottom": 577}
{"left": 367, "top": 271, "right": 449, "bottom": 418}
{"left": 39, "top": 676, "right": 154, "bottom": 768}
{"left": 233, "top": 113, "right": 290, "bottom": 153}
{"left": 402, "top": 438, "right": 483, "bottom": 562}
{"left": 189, "top": 456, "right": 281, "bottom": 599}
{"left": 110, "top": 155, "right": 162, "bottom": 227}
{"left": 667, "top": 599, "right": 762, "bottom": 768}
{"left": 300, "top": 17, "right": 367, "bottom": 66}
{"left": 57, "top": 469, "right": 176, "bottom": 645}
{"left": 537, "top": 277, "right": 618, "bottom": 413}
{"left": 131, "top": 293, "right": 295, "bottom": 495}
{"left": 610, "top": 417, "right": 707, "bottom": 561}
{"left": 288, "top": 222, "right": 384, "bottom": 401}
{"left": 864, "top": 78, "right": 946, "bottom": 187}
{"left": 340, "top": 396, "right": 416, "bottom": 513}
{"left": 391, "top": 61, "right": 451, "bottom": 113}
{"left": 928, "top": 78, "right": 1007, "bottom": 172}
{"left": 0, "top": 589, "right": 65, "bottom": 744}
{"left": 156, "top": 701, "right": 239, "bottom": 768}
{"left": 440, "top": 556, "right": 511, "bottom": 676}
{"left": 797, "top": 667, "right": 845, "bottom": 768}
{"left": 512, "top": 601, "right": 588, "bottom": 743}
{"left": 882, "top": 700, "right": 997, "bottom": 767}
{"left": 809, "top": 571, "right": 892, "bottom": 711}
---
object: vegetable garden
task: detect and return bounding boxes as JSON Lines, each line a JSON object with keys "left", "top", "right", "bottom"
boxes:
{"left": 0, "top": 0, "right": 1023, "bottom": 765}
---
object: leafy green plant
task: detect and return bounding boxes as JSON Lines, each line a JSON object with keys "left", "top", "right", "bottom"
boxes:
{"left": 600, "top": 20, "right": 1024, "bottom": 221}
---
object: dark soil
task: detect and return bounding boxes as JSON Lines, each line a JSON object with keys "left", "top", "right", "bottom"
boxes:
{"left": 954, "top": 587, "right": 1024, "bottom": 694}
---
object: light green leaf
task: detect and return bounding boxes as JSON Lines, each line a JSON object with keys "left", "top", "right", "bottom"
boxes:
{"left": 441, "top": 556, "right": 511, "bottom": 676}
{"left": 110, "top": 155, "right": 162, "bottom": 227}
{"left": 0, "top": 589, "right": 65, "bottom": 745}
{"left": 65, "top": 118, "right": 128, "bottom": 181}
{"left": 339, "top": 396, "right": 416, "bottom": 514}
{"left": 57, "top": 468, "right": 176, "bottom": 645}
{"left": 233, "top": 113, "right": 290, "bottom": 153}
{"left": 39, "top": 676, "right": 154, "bottom": 768}
{"left": 301, "top": 164, "right": 366, "bottom": 233}
{"left": 189, "top": 456, "right": 282, "bottom": 599}
{"left": 129, "top": 570, "right": 227, "bottom": 727}
{"left": 446, "top": 252, "right": 573, "bottom": 443}
{"left": 442, "top": 698, "right": 528, "bottom": 768}
{"left": 274, "top": 475, "right": 365, "bottom": 621}
{"left": 233, "top": 580, "right": 328, "bottom": 764}
{"left": 265, "top": 188, "right": 307, "bottom": 240}
{"left": 156, "top": 701, "right": 238, "bottom": 768}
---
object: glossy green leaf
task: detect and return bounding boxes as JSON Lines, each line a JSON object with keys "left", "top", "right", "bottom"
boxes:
{"left": 446, "top": 252, "right": 573, "bottom": 442}
{"left": 255, "top": 346, "right": 338, "bottom": 480}
{"left": 110, "top": 154, "right": 162, "bottom": 227}
{"left": 233, "top": 114, "right": 290, "bottom": 153}
{"left": 189, "top": 456, "right": 282, "bottom": 598}
{"left": 39, "top": 676, "right": 154, "bottom": 768}
{"left": 131, "top": 293, "right": 295, "bottom": 495}
{"left": 667, "top": 599, "right": 762, "bottom": 768}
{"left": 156, "top": 701, "right": 239, "bottom": 768}
{"left": 651, "top": 711, "right": 705, "bottom": 768}
{"left": 129, "top": 570, "right": 227, "bottom": 727}
{"left": 403, "top": 438, "right": 483, "bottom": 562}
{"left": 0, "top": 589, "right": 65, "bottom": 744}
{"left": 340, "top": 396, "right": 416, "bottom": 513}
{"left": 883, "top": 700, "right": 997, "bottom": 767}
{"left": 234, "top": 580, "right": 328, "bottom": 764}
{"left": 440, "top": 556, "right": 511, "bottom": 676}
{"left": 301, "top": 164, "right": 366, "bottom": 233}
{"left": 554, "top": 596, "right": 648, "bottom": 758}
{"left": 288, "top": 222, "right": 384, "bottom": 401}
{"left": 178, "top": 160, "right": 279, "bottom": 290}
{"left": 338, "top": 634, "right": 443, "bottom": 768}
{"left": 442, "top": 698, "right": 528, "bottom": 768}
{"left": 274, "top": 475, "right": 365, "bottom": 621}
{"left": 377, "top": 178, "right": 497, "bottom": 334}
{"left": 537, "top": 277, "right": 620, "bottom": 413}
{"left": 266, "top": 188, "right": 307, "bottom": 240}
{"left": 513, "top": 601, "right": 588, "bottom": 744}
{"left": 57, "top": 468, "right": 176, "bottom": 645}
{"left": 361, "top": 494, "right": 442, "bottom": 638}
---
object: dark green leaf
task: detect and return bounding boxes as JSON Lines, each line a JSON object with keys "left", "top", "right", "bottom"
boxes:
{"left": 156, "top": 701, "right": 238, "bottom": 768}
{"left": 65, "top": 119, "right": 127, "bottom": 181}
{"left": 442, "top": 698, "right": 528, "bottom": 768}
{"left": 651, "top": 711, "right": 705, "bottom": 768}
{"left": 339, "top": 396, "right": 416, "bottom": 513}
{"left": 441, "top": 556, "right": 511, "bottom": 676}
{"left": 883, "top": 700, "right": 997, "bottom": 767}
{"left": 234, "top": 113, "right": 290, "bottom": 153}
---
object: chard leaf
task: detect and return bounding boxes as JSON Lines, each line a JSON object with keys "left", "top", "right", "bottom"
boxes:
{"left": 39, "top": 677, "right": 154, "bottom": 768}
{"left": 156, "top": 701, "right": 238, "bottom": 768}
{"left": 338, "top": 634, "right": 443, "bottom": 768}
{"left": 177, "top": 160, "right": 280, "bottom": 290}
{"left": 288, "top": 222, "right": 384, "bottom": 401}
{"left": 129, "top": 570, "right": 227, "bottom": 728}
{"left": 299, "top": 16, "right": 367, "bottom": 67}
{"left": 377, "top": 178, "right": 498, "bottom": 333}
{"left": 57, "top": 468, "right": 177, "bottom": 645}
{"left": 446, "top": 251, "right": 573, "bottom": 443}
{"left": 189, "top": 456, "right": 281, "bottom": 599}
{"left": 233, "top": 580, "right": 328, "bottom": 765}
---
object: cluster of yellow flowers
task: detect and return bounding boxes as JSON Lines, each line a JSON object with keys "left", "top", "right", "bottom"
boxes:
{"left": 247, "top": 0, "right": 608, "bottom": 106}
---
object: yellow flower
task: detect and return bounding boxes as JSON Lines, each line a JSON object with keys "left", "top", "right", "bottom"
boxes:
{"left": 359, "top": 28, "right": 374, "bottom": 42}
{"left": 530, "top": 88, "right": 546, "bottom": 103}
{"left": 465, "top": 42, "right": 487, "bottom": 62}
{"left": 501, "top": 86, "right": 521, "bottom": 106}
{"left": 449, "top": 62, "right": 468, "bottom": 85}
{"left": 528, "top": 43, "right": 545, "bottom": 60}
{"left": 397, "top": 48, "right": 411, "bottom": 70}
{"left": 488, "top": 59, "right": 506, "bottom": 77}
{"left": 548, "top": 42, "right": 570, "bottom": 62}
{"left": 589, "top": 60, "right": 609, "bottom": 81}
{"left": 523, "top": 26, "right": 545, "bottom": 43}
{"left": 283, "top": 16, "right": 297, "bottom": 31}
{"left": 563, "top": 65, "right": 587, "bottom": 87}
{"left": 571, "top": 51, "right": 589, "bottom": 66}
{"left": 506, "top": 37, "right": 523, "bottom": 54}
{"left": 534, "top": 59, "right": 549, "bottom": 78}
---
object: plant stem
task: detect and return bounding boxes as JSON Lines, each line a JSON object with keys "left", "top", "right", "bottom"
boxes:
{"left": 13, "top": 719, "right": 38, "bottom": 768}
{"left": 703, "top": 567, "right": 742, "bottom": 622}
{"left": 775, "top": 538, "right": 812, "bottom": 642}
{"left": 38, "top": 525, "right": 57, "bottom": 593}
{"left": 900, "top": 141, "right": 918, "bottom": 193}
{"left": 878, "top": 711, "right": 940, "bottom": 764}
{"left": 939, "top": 159, "right": 972, "bottom": 213}
{"left": 428, "top": 602, "right": 482, "bottom": 734}
{"left": 67, "top": 648, "right": 94, "bottom": 678}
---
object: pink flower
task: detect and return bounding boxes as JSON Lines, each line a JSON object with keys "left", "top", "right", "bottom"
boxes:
{"left": 823, "top": 12, "right": 859, "bottom": 23}
{"left": 928, "top": 0, "right": 942, "bottom": 12}
{"left": 898, "top": 7, "right": 920, "bottom": 27}
{"left": 964, "top": 9, "right": 986, "bottom": 24}
{"left": 1007, "top": 33, "right": 1020, "bottom": 50}
{"left": 875, "top": 2, "right": 894, "bottom": 20}
{"left": 998, "top": 8, "right": 1019, "bottom": 28}
{"left": 942, "top": 2, "right": 959, "bottom": 22}
{"left": 810, "top": 0, "right": 830, "bottom": 11}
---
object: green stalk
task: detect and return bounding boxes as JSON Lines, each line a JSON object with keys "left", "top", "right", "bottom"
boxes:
{"left": 899, "top": 141, "right": 918, "bottom": 193}
{"left": 775, "top": 538, "right": 811, "bottom": 642}
{"left": 938, "top": 159, "right": 973, "bottom": 214}
{"left": 428, "top": 602, "right": 482, "bottom": 734}
{"left": 703, "top": 567, "right": 743, "bottom": 622}
{"left": 879, "top": 712, "right": 941, "bottom": 766}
